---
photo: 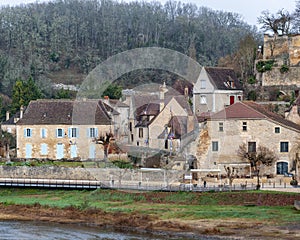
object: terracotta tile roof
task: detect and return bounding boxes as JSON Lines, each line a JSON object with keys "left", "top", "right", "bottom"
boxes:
{"left": 17, "top": 99, "right": 112, "bottom": 125}
{"left": 205, "top": 67, "right": 243, "bottom": 90}
{"left": 211, "top": 101, "right": 300, "bottom": 132}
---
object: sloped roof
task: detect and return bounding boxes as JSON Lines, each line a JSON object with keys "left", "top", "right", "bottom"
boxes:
{"left": 108, "top": 99, "right": 129, "bottom": 108}
{"left": 205, "top": 67, "right": 243, "bottom": 90}
{"left": 17, "top": 99, "right": 112, "bottom": 125}
{"left": 211, "top": 101, "right": 300, "bottom": 132}
{"left": 2, "top": 107, "right": 27, "bottom": 125}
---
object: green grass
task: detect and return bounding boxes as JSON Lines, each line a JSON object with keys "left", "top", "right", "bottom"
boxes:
{"left": 0, "top": 188, "right": 299, "bottom": 225}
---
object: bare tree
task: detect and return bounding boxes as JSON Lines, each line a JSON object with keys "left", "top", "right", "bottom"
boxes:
{"left": 238, "top": 143, "right": 278, "bottom": 189}
{"left": 258, "top": 9, "right": 292, "bottom": 35}
{"left": 224, "top": 166, "right": 238, "bottom": 190}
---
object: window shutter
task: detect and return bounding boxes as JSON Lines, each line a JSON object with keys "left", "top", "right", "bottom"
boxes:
{"left": 87, "top": 128, "right": 90, "bottom": 138}
{"left": 95, "top": 128, "right": 98, "bottom": 137}
{"left": 24, "top": 129, "right": 26, "bottom": 137}
{"left": 68, "top": 128, "right": 71, "bottom": 137}
{"left": 76, "top": 128, "right": 79, "bottom": 138}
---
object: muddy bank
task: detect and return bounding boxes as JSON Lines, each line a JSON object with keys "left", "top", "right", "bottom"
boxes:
{"left": 0, "top": 203, "right": 299, "bottom": 239}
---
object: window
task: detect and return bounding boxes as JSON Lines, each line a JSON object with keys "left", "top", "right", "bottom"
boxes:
{"left": 129, "top": 122, "right": 132, "bottom": 132}
{"left": 242, "top": 122, "right": 247, "bottom": 131}
{"left": 56, "top": 128, "right": 63, "bottom": 138}
{"left": 88, "top": 128, "right": 98, "bottom": 138}
{"left": 280, "top": 142, "right": 289, "bottom": 152}
{"left": 277, "top": 162, "right": 288, "bottom": 175}
{"left": 200, "top": 95, "right": 207, "bottom": 104}
{"left": 218, "top": 122, "right": 224, "bottom": 132}
{"left": 248, "top": 142, "right": 256, "bottom": 153}
{"left": 275, "top": 127, "right": 280, "bottom": 133}
{"left": 40, "top": 143, "right": 48, "bottom": 155}
{"left": 238, "top": 95, "right": 242, "bottom": 101}
{"left": 212, "top": 141, "right": 219, "bottom": 152}
{"left": 200, "top": 79, "right": 206, "bottom": 89}
{"left": 69, "top": 127, "right": 78, "bottom": 138}
{"left": 24, "top": 128, "right": 32, "bottom": 137}
{"left": 41, "top": 128, "right": 47, "bottom": 138}
{"left": 139, "top": 128, "right": 143, "bottom": 138}
{"left": 165, "top": 139, "right": 168, "bottom": 149}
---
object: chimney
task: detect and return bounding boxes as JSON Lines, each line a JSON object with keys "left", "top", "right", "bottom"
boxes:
{"left": 103, "top": 95, "right": 109, "bottom": 105}
{"left": 6, "top": 111, "right": 9, "bottom": 121}
{"left": 184, "top": 86, "right": 188, "bottom": 98}
{"left": 159, "top": 82, "right": 167, "bottom": 111}
{"left": 20, "top": 105, "right": 24, "bottom": 119}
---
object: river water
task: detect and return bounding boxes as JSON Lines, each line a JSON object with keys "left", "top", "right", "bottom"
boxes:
{"left": 0, "top": 221, "right": 222, "bottom": 240}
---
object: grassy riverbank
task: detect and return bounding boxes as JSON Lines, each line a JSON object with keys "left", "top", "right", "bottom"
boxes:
{"left": 0, "top": 188, "right": 299, "bottom": 238}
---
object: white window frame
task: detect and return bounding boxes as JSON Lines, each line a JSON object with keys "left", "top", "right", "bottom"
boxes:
{"left": 56, "top": 128, "right": 64, "bottom": 138}
{"left": 200, "top": 79, "right": 206, "bottom": 89}
{"left": 200, "top": 95, "right": 207, "bottom": 104}
{"left": 212, "top": 141, "right": 219, "bottom": 152}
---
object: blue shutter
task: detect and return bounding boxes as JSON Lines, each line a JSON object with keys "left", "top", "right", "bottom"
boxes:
{"left": 76, "top": 128, "right": 79, "bottom": 138}
{"left": 24, "top": 129, "right": 26, "bottom": 137}
{"left": 68, "top": 128, "right": 71, "bottom": 138}
{"left": 41, "top": 143, "right": 48, "bottom": 155}
{"left": 87, "top": 128, "right": 90, "bottom": 138}
{"left": 95, "top": 128, "right": 98, "bottom": 137}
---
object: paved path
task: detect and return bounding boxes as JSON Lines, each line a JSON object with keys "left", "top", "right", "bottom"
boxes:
{"left": 261, "top": 187, "right": 300, "bottom": 193}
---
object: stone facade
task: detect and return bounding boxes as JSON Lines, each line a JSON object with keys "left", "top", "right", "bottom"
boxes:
{"left": 198, "top": 101, "right": 300, "bottom": 177}
{"left": 261, "top": 34, "right": 300, "bottom": 87}
{"left": 15, "top": 99, "right": 113, "bottom": 160}
{"left": 193, "top": 67, "right": 243, "bottom": 115}
{"left": 16, "top": 124, "right": 108, "bottom": 159}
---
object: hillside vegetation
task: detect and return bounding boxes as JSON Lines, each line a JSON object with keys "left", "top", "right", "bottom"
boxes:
{"left": 0, "top": 0, "right": 260, "bottom": 98}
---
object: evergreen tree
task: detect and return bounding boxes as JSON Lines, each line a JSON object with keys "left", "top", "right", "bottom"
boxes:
{"left": 11, "top": 77, "right": 42, "bottom": 113}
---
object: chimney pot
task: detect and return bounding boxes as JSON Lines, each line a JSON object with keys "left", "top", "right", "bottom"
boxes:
{"left": 20, "top": 106, "right": 24, "bottom": 119}
{"left": 6, "top": 111, "right": 9, "bottom": 121}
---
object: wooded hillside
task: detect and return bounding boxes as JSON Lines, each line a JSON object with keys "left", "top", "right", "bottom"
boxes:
{"left": 0, "top": 0, "right": 260, "bottom": 97}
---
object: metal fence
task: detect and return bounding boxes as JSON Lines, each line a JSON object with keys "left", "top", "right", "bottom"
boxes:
{"left": 0, "top": 178, "right": 264, "bottom": 192}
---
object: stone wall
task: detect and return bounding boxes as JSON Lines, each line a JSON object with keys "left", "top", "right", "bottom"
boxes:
{"left": 262, "top": 67, "right": 300, "bottom": 87}
{"left": 261, "top": 34, "right": 300, "bottom": 87}
{"left": 0, "top": 166, "right": 183, "bottom": 185}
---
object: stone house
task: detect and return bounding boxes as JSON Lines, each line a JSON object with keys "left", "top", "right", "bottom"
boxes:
{"left": 193, "top": 67, "right": 243, "bottom": 116}
{"left": 16, "top": 99, "right": 113, "bottom": 160}
{"left": 127, "top": 83, "right": 197, "bottom": 153}
{"left": 102, "top": 97, "right": 129, "bottom": 143}
{"left": 198, "top": 101, "right": 300, "bottom": 177}
{"left": 1, "top": 107, "right": 26, "bottom": 135}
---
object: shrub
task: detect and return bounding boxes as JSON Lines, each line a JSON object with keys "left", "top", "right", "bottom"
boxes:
{"left": 247, "top": 90, "right": 257, "bottom": 101}
{"left": 256, "top": 60, "right": 275, "bottom": 73}
{"left": 248, "top": 76, "right": 256, "bottom": 84}
{"left": 290, "top": 179, "right": 298, "bottom": 186}
{"left": 280, "top": 64, "right": 289, "bottom": 73}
